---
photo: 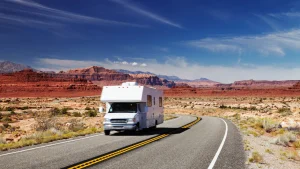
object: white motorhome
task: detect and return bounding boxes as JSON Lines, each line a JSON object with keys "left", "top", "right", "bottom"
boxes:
{"left": 100, "top": 82, "right": 164, "bottom": 135}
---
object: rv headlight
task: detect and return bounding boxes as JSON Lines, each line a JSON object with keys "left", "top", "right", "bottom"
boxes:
{"left": 104, "top": 118, "right": 110, "bottom": 122}
{"left": 128, "top": 118, "right": 136, "bottom": 123}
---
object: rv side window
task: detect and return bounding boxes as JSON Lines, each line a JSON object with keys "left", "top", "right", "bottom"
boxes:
{"left": 147, "top": 95, "right": 152, "bottom": 107}
{"left": 159, "top": 97, "right": 162, "bottom": 107}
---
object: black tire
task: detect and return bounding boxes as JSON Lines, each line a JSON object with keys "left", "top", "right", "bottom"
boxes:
{"left": 104, "top": 130, "right": 110, "bottom": 135}
{"left": 150, "top": 121, "right": 157, "bottom": 129}
{"left": 135, "top": 123, "right": 140, "bottom": 132}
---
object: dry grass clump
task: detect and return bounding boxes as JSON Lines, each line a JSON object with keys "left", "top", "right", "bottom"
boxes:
{"left": 294, "top": 140, "right": 300, "bottom": 148}
{"left": 261, "top": 118, "right": 279, "bottom": 133}
{"left": 0, "top": 127, "right": 102, "bottom": 151}
{"left": 280, "top": 150, "right": 300, "bottom": 160}
{"left": 277, "top": 108, "right": 293, "bottom": 117}
{"left": 0, "top": 109, "right": 101, "bottom": 151}
{"left": 273, "top": 132, "right": 297, "bottom": 146}
{"left": 265, "top": 149, "right": 273, "bottom": 154}
{"left": 67, "top": 119, "right": 86, "bottom": 132}
{"left": 238, "top": 117, "right": 279, "bottom": 137}
{"left": 34, "top": 111, "right": 62, "bottom": 131}
{"left": 0, "top": 136, "right": 6, "bottom": 144}
{"left": 249, "top": 151, "right": 264, "bottom": 163}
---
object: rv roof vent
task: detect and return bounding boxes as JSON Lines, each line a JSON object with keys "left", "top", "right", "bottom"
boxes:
{"left": 121, "top": 82, "right": 138, "bottom": 86}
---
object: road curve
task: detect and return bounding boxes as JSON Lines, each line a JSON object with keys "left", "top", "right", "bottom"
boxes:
{"left": 0, "top": 116, "right": 245, "bottom": 169}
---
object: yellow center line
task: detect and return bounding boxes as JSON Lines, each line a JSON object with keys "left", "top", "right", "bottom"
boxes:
{"left": 66, "top": 117, "right": 201, "bottom": 169}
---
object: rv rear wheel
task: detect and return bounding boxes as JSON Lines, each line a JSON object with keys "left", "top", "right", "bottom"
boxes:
{"left": 135, "top": 123, "right": 140, "bottom": 132}
{"left": 104, "top": 130, "right": 110, "bottom": 135}
{"left": 153, "top": 120, "right": 157, "bottom": 129}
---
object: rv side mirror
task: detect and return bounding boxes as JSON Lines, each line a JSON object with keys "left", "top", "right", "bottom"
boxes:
{"left": 99, "top": 107, "right": 104, "bottom": 113}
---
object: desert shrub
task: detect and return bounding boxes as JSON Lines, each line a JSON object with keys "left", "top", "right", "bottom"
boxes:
{"left": 277, "top": 108, "right": 292, "bottom": 117}
{"left": 0, "top": 107, "right": 3, "bottom": 111}
{"left": 293, "top": 140, "right": 300, "bottom": 148}
{"left": 20, "top": 106, "right": 29, "bottom": 110}
{"left": 274, "top": 132, "right": 297, "bottom": 146}
{"left": 249, "top": 106, "right": 257, "bottom": 111}
{"left": 34, "top": 112, "right": 61, "bottom": 131}
{"left": 281, "top": 150, "right": 299, "bottom": 160}
{"left": 265, "top": 149, "right": 273, "bottom": 154}
{"left": 249, "top": 151, "right": 263, "bottom": 163}
{"left": 85, "top": 110, "right": 97, "bottom": 117}
{"left": 10, "top": 111, "right": 16, "bottom": 115}
{"left": 67, "top": 119, "right": 86, "bottom": 132}
{"left": 5, "top": 107, "right": 15, "bottom": 111}
{"left": 73, "top": 112, "right": 82, "bottom": 117}
{"left": 242, "top": 107, "right": 248, "bottom": 110}
{"left": 1, "top": 116, "right": 12, "bottom": 123}
{"left": 233, "top": 113, "right": 241, "bottom": 120}
{"left": 3, "top": 123, "right": 11, "bottom": 128}
{"left": 219, "top": 105, "right": 227, "bottom": 109}
{"left": 0, "top": 137, "right": 6, "bottom": 144}
{"left": 85, "top": 107, "right": 91, "bottom": 110}
{"left": 50, "top": 108, "right": 61, "bottom": 116}
{"left": 60, "top": 108, "right": 69, "bottom": 115}
{"left": 261, "top": 118, "right": 279, "bottom": 133}
{"left": 247, "top": 130, "right": 260, "bottom": 137}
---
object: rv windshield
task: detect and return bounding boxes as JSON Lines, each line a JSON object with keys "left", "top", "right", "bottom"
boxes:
{"left": 109, "top": 103, "right": 137, "bottom": 113}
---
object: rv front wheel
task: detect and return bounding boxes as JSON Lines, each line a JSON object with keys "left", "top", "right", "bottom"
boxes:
{"left": 104, "top": 130, "right": 110, "bottom": 135}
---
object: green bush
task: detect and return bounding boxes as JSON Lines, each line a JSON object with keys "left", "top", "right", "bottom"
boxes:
{"left": 61, "top": 108, "right": 69, "bottom": 115}
{"left": 219, "top": 105, "right": 227, "bottom": 109}
{"left": 20, "top": 106, "right": 29, "bottom": 110}
{"left": 51, "top": 108, "right": 61, "bottom": 116}
{"left": 277, "top": 108, "right": 292, "bottom": 117}
{"left": 5, "top": 107, "right": 14, "bottom": 111}
{"left": 73, "top": 112, "right": 82, "bottom": 117}
{"left": 85, "top": 110, "right": 97, "bottom": 117}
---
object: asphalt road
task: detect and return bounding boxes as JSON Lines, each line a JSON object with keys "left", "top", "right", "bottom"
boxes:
{"left": 0, "top": 115, "right": 245, "bottom": 169}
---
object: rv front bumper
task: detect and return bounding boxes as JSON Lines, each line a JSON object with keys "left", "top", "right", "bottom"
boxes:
{"left": 103, "top": 124, "right": 137, "bottom": 131}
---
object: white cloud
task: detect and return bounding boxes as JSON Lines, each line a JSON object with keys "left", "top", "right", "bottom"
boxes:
{"left": 36, "top": 57, "right": 300, "bottom": 83}
{"left": 255, "top": 14, "right": 280, "bottom": 31}
{"left": 132, "top": 62, "right": 138, "bottom": 66}
{"left": 140, "top": 63, "right": 147, "bottom": 67}
{"left": 111, "top": 0, "right": 182, "bottom": 28}
{"left": 269, "top": 12, "right": 300, "bottom": 18}
{"left": 4, "top": 0, "right": 147, "bottom": 28}
{"left": 157, "top": 47, "right": 169, "bottom": 52}
{"left": 186, "top": 29, "right": 300, "bottom": 56}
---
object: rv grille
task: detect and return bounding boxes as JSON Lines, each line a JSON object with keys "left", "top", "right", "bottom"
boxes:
{"left": 110, "top": 119, "right": 128, "bottom": 123}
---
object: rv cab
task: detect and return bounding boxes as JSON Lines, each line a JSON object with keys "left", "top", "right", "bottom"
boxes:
{"left": 100, "top": 82, "right": 164, "bottom": 135}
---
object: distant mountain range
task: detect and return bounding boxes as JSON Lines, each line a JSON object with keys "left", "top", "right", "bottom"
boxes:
{"left": 0, "top": 61, "right": 32, "bottom": 73}
{"left": 4, "top": 61, "right": 299, "bottom": 88}
{"left": 115, "top": 69, "right": 213, "bottom": 82}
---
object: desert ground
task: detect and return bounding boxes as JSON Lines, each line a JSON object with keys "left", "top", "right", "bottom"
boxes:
{"left": 0, "top": 96, "right": 300, "bottom": 169}
{"left": 165, "top": 96, "right": 300, "bottom": 169}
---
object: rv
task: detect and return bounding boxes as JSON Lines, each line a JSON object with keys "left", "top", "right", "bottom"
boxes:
{"left": 99, "top": 82, "right": 164, "bottom": 135}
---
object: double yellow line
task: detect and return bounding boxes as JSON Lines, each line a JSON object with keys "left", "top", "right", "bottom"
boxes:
{"left": 66, "top": 117, "right": 201, "bottom": 169}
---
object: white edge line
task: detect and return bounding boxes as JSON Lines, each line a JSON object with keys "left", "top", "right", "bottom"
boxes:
{"left": 207, "top": 118, "right": 228, "bottom": 169}
{"left": 0, "top": 133, "right": 103, "bottom": 157}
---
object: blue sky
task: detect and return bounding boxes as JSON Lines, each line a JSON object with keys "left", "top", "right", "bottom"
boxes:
{"left": 1, "top": 0, "right": 300, "bottom": 83}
